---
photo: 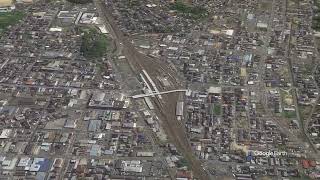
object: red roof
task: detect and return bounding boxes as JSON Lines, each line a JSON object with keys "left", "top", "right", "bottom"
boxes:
{"left": 176, "top": 170, "right": 193, "bottom": 179}
{"left": 309, "top": 160, "right": 316, "bottom": 167}
{"left": 302, "top": 160, "right": 310, "bottom": 168}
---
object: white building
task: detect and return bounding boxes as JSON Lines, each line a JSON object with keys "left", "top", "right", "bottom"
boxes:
{"left": 122, "top": 160, "right": 143, "bottom": 173}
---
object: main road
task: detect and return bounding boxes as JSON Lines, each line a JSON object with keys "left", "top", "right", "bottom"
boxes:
{"left": 93, "top": 0, "right": 211, "bottom": 179}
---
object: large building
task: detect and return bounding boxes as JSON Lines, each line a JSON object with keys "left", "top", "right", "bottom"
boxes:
{"left": 176, "top": 101, "right": 184, "bottom": 120}
{"left": 88, "top": 92, "right": 129, "bottom": 110}
{"left": 0, "top": 0, "right": 14, "bottom": 12}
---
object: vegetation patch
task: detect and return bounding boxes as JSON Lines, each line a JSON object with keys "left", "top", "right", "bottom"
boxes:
{"left": 66, "top": 0, "right": 92, "bottom": 4}
{"left": 312, "top": 0, "right": 320, "bottom": 30}
{"left": 126, "top": 0, "right": 140, "bottom": 7}
{"left": 176, "top": 158, "right": 189, "bottom": 169}
{"left": 170, "top": 1, "right": 207, "bottom": 19}
{"left": 291, "top": 172, "right": 312, "bottom": 180}
{"left": 282, "top": 110, "right": 297, "bottom": 119}
{"left": 279, "top": 89, "right": 296, "bottom": 118}
{"left": 0, "top": 11, "right": 24, "bottom": 34}
{"left": 213, "top": 104, "right": 221, "bottom": 115}
{"left": 80, "top": 28, "right": 110, "bottom": 59}
{"left": 259, "top": 2, "right": 272, "bottom": 10}
{"left": 299, "top": 105, "right": 312, "bottom": 122}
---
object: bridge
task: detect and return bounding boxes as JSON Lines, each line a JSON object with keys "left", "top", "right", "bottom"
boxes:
{"left": 131, "top": 89, "right": 188, "bottom": 99}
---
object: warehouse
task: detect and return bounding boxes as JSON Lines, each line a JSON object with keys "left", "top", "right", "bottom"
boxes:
{"left": 176, "top": 101, "right": 184, "bottom": 120}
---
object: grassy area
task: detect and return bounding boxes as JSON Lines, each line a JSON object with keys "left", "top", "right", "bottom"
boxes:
{"left": 291, "top": 172, "right": 312, "bottom": 180}
{"left": 236, "top": 117, "right": 249, "bottom": 129}
{"left": 282, "top": 110, "right": 297, "bottom": 118}
{"left": 66, "top": 0, "right": 92, "bottom": 4}
{"left": 170, "top": 1, "right": 207, "bottom": 19}
{"left": 126, "top": 0, "right": 140, "bottom": 7}
{"left": 80, "top": 28, "right": 109, "bottom": 59}
{"left": 176, "top": 158, "right": 190, "bottom": 169}
{"left": 279, "top": 89, "right": 296, "bottom": 118}
{"left": 0, "top": 11, "right": 24, "bottom": 34}
{"left": 312, "top": 0, "right": 320, "bottom": 30}
{"left": 299, "top": 105, "right": 312, "bottom": 121}
{"left": 259, "top": 2, "right": 272, "bottom": 10}
{"left": 276, "top": 144, "right": 288, "bottom": 151}
{"left": 213, "top": 104, "right": 221, "bottom": 115}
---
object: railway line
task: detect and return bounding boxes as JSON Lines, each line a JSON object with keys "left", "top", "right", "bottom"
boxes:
{"left": 93, "top": 0, "right": 210, "bottom": 179}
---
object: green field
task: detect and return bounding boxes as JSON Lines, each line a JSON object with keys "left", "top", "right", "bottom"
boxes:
{"left": 80, "top": 28, "right": 110, "bottom": 59}
{"left": 176, "top": 158, "right": 190, "bottom": 169}
{"left": 213, "top": 104, "right": 221, "bottom": 115}
{"left": 299, "top": 105, "right": 312, "bottom": 123}
{"left": 66, "top": 0, "right": 92, "bottom": 4}
{"left": 281, "top": 110, "right": 297, "bottom": 118}
{"left": 312, "top": 0, "right": 320, "bottom": 30}
{"left": 291, "top": 172, "right": 313, "bottom": 180}
{"left": 170, "top": 1, "right": 207, "bottom": 19}
{"left": 0, "top": 11, "right": 24, "bottom": 34}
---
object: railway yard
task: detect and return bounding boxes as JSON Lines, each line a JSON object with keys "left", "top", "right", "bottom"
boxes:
{"left": 0, "top": 0, "right": 320, "bottom": 179}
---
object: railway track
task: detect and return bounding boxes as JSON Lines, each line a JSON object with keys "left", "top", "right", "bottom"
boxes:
{"left": 93, "top": 0, "right": 210, "bottom": 179}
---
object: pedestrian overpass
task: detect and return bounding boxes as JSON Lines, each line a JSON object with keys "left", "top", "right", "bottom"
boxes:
{"left": 131, "top": 89, "right": 188, "bottom": 99}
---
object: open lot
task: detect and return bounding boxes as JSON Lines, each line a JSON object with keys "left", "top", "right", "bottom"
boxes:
{"left": 0, "top": 11, "right": 24, "bottom": 34}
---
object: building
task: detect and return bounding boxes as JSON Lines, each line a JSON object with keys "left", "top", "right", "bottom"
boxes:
{"left": 88, "top": 120, "right": 101, "bottom": 132}
{"left": 0, "top": 129, "right": 12, "bottom": 139}
{"left": 0, "top": 0, "right": 14, "bottom": 12}
{"left": 121, "top": 160, "right": 143, "bottom": 173}
{"left": 257, "top": 22, "right": 268, "bottom": 29}
{"left": 176, "top": 101, "right": 184, "bottom": 118}
{"left": 88, "top": 92, "right": 127, "bottom": 110}
{"left": 207, "top": 86, "right": 221, "bottom": 94}
{"left": 64, "top": 119, "right": 77, "bottom": 129}
{"left": 136, "top": 151, "right": 154, "bottom": 157}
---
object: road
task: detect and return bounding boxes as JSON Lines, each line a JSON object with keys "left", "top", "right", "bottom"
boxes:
{"left": 300, "top": 0, "right": 320, "bottom": 155}
{"left": 253, "top": 0, "right": 298, "bottom": 140}
{"left": 93, "top": 0, "right": 211, "bottom": 179}
{"left": 283, "top": 0, "right": 318, "bottom": 153}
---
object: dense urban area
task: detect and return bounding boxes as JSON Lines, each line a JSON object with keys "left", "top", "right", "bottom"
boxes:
{"left": 0, "top": 0, "right": 319, "bottom": 179}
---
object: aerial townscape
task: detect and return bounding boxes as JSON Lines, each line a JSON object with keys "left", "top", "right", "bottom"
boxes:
{"left": 0, "top": 0, "right": 320, "bottom": 179}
